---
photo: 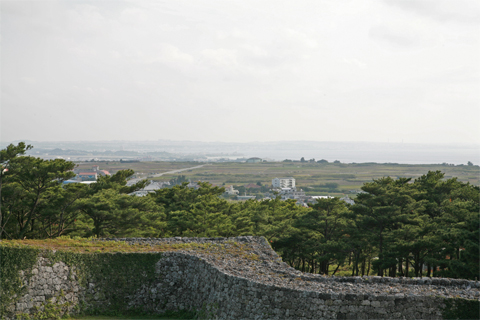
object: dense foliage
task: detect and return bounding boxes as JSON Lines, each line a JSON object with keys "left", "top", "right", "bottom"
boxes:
{"left": 1, "top": 143, "right": 478, "bottom": 279}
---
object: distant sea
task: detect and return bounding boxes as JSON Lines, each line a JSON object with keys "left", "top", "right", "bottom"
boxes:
{"left": 2, "top": 140, "right": 479, "bottom": 165}
{"left": 240, "top": 142, "right": 480, "bottom": 165}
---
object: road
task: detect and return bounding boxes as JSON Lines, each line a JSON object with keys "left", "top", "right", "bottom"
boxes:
{"left": 150, "top": 164, "right": 207, "bottom": 178}
{"left": 127, "top": 164, "right": 208, "bottom": 185}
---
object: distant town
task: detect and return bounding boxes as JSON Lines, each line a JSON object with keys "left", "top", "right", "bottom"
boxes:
{"left": 66, "top": 164, "right": 359, "bottom": 207}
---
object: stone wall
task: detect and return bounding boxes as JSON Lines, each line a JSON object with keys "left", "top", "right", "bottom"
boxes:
{"left": 4, "top": 237, "right": 480, "bottom": 319}
{"left": 136, "top": 252, "right": 448, "bottom": 319}
{"left": 11, "top": 257, "right": 81, "bottom": 316}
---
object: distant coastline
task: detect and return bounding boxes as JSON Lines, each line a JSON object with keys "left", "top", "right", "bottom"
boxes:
{"left": 1, "top": 140, "right": 479, "bottom": 165}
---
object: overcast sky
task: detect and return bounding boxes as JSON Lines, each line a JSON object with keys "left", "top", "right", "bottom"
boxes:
{"left": 1, "top": 0, "right": 479, "bottom": 144}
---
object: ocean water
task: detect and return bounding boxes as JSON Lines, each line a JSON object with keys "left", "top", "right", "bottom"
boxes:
{"left": 228, "top": 142, "right": 480, "bottom": 165}
{"left": 2, "top": 140, "right": 479, "bottom": 165}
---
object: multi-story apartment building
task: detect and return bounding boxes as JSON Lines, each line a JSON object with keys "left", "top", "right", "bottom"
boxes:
{"left": 272, "top": 177, "right": 295, "bottom": 189}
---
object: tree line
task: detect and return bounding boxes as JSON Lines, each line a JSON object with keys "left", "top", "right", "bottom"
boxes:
{"left": 1, "top": 143, "right": 478, "bottom": 280}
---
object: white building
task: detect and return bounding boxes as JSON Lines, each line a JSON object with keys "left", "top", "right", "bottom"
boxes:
{"left": 340, "top": 195, "right": 355, "bottom": 205}
{"left": 311, "top": 196, "right": 334, "bottom": 201}
{"left": 272, "top": 177, "right": 295, "bottom": 189}
{"left": 224, "top": 185, "right": 239, "bottom": 195}
{"left": 279, "top": 187, "right": 305, "bottom": 200}
{"left": 237, "top": 195, "right": 256, "bottom": 200}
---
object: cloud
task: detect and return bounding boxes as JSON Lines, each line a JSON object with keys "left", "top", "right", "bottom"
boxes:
{"left": 157, "top": 44, "right": 194, "bottom": 65}
{"left": 66, "top": 4, "right": 109, "bottom": 36}
{"left": 284, "top": 28, "right": 318, "bottom": 49}
{"left": 138, "top": 43, "right": 194, "bottom": 69}
{"left": 384, "top": 0, "right": 480, "bottom": 24}
{"left": 368, "top": 19, "right": 441, "bottom": 51}
{"left": 21, "top": 77, "right": 37, "bottom": 84}
{"left": 119, "top": 6, "right": 149, "bottom": 25}
{"left": 240, "top": 44, "right": 268, "bottom": 59}
{"left": 200, "top": 48, "right": 239, "bottom": 69}
{"left": 342, "top": 58, "right": 367, "bottom": 69}
{"left": 369, "top": 25, "right": 420, "bottom": 48}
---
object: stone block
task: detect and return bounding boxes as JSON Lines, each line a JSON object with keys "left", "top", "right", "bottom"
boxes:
{"left": 370, "top": 301, "right": 381, "bottom": 308}
{"left": 361, "top": 300, "right": 370, "bottom": 306}
{"left": 376, "top": 308, "right": 387, "bottom": 314}
{"left": 16, "top": 303, "right": 27, "bottom": 311}
{"left": 345, "top": 294, "right": 357, "bottom": 301}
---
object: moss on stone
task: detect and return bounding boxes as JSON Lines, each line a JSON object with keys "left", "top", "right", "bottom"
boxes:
{"left": 442, "top": 298, "right": 480, "bottom": 320}
{"left": 0, "top": 241, "right": 199, "bottom": 319}
{"left": 36, "top": 250, "right": 165, "bottom": 317}
{"left": 0, "top": 245, "right": 40, "bottom": 317}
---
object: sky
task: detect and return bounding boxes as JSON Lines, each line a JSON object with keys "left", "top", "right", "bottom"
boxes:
{"left": 1, "top": 0, "right": 479, "bottom": 144}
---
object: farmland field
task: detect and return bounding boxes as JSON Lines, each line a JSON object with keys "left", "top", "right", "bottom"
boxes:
{"left": 75, "top": 161, "right": 479, "bottom": 196}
